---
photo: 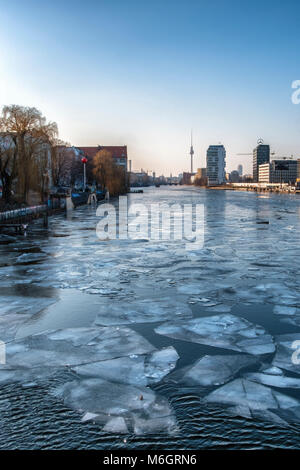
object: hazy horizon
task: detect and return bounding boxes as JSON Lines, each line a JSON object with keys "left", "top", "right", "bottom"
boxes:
{"left": 1, "top": 0, "right": 300, "bottom": 175}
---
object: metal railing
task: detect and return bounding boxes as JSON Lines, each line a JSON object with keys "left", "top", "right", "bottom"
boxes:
{"left": 0, "top": 205, "right": 47, "bottom": 222}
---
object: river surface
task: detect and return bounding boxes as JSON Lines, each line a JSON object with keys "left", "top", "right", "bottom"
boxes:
{"left": 1, "top": 186, "right": 300, "bottom": 449}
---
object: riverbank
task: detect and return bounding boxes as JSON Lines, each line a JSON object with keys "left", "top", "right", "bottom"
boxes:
{"left": 206, "top": 184, "right": 300, "bottom": 194}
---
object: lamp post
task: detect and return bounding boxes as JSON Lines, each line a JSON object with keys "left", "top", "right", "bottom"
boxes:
{"left": 43, "top": 170, "right": 49, "bottom": 228}
{"left": 81, "top": 157, "right": 88, "bottom": 190}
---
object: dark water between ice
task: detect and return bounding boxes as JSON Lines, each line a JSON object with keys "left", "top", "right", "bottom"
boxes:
{"left": 0, "top": 186, "right": 300, "bottom": 449}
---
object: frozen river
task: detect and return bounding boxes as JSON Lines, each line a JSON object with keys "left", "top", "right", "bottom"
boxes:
{"left": 1, "top": 186, "right": 300, "bottom": 449}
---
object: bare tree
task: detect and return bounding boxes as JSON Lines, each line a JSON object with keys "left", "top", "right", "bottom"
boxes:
{"left": 0, "top": 134, "right": 18, "bottom": 203}
{"left": 93, "top": 149, "right": 127, "bottom": 196}
{"left": 93, "top": 150, "right": 114, "bottom": 190}
{"left": 0, "top": 105, "right": 58, "bottom": 203}
{"left": 51, "top": 140, "right": 73, "bottom": 188}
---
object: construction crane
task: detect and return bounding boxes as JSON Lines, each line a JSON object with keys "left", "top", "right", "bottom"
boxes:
{"left": 236, "top": 151, "right": 290, "bottom": 158}
{"left": 236, "top": 138, "right": 276, "bottom": 157}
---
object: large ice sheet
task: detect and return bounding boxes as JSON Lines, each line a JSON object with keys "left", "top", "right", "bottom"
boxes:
{"left": 0, "top": 325, "right": 179, "bottom": 433}
{"left": 52, "top": 378, "right": 177, "bottom": 435}
{"left": 94, "top": 298, "right": 192, "bottom": 326}
{"left": 181, "top": 354, "right": 257, "bottom": 386}
{"left": 0, "top": 296, "right": 57, "bottom": 317}
{"left": 204, "top": 378, "right": 300, "bottom": 424}
{"left": 244, "top": 370, "right": 300, "bottom": 389}
{"left": 155, "top": 314, "right": 275, "bottom": 355}
{"left": 273, "top": 306, "right": 297, "bottom": 316}
{"left": 0, "top": 296, "right": 58, "bottom": 342}
{"left": 72, "top": 346, "right": 179, "bottom": 386}
{"left": 3, "top": 326, "right": 156, "bottom": 369}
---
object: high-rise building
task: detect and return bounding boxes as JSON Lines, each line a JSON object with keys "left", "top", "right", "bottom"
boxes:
{"left": 237, "top": 164, "right": 243, "bottom": 176}
{"left": 206, "top": 145, "right": 226, "bottom": 185}
{"left": 253, "top": 144, "right": 270, "bottom": 182}
{"left": 230, "top": 170, "right": 240, "bottom": 182}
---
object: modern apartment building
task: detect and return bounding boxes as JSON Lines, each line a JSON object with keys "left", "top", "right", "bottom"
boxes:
{"left": 253, "top": 144, "right": 270, "bottom": 182}
{"left": 206, "top": 145, "right": 226, "bottom": 185}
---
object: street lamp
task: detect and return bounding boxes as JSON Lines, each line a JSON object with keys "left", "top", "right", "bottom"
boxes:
{"left": 81, "top": 157, "right": 88, "bottom": 189}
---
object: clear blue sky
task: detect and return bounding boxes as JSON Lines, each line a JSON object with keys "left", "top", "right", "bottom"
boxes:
{"left": 1, "top": 0, "right": 300, "bottom": 175}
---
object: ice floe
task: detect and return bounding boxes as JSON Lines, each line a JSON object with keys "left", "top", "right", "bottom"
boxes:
{"left": 94, "top": 298, "right": 192, "bottom": 326}
{"left": 52, "top": 378, "right": 177, "bottom": 434}
{"left": 0, "top": 326, "right": 179, "bottom": 434}
{"left": 3, "top": 326, "right": 156, "bottom": 369}
{"left": 181, "top": 354, "right": 257, "bottom": 386}
{"left": 273, "top": 306, "right": 297, "bottom": 316}
{"left": 72, "top": 346, "right": 179, "bottom": 386}
{"left": 0, "top": 297, "right": 58, "bottom": 342}
{"left": 155, "top": 314, "right": 275, "bottom": 355}
{"left": 244, "top": 370, "right": 300, "bottom": 389}
{"left": 204, "top": 378, "right": 300, "bottom": 424}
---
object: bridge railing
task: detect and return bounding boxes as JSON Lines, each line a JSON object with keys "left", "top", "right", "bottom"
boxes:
{"left": 0, "top": 205, "right": 47, "bottom": 222}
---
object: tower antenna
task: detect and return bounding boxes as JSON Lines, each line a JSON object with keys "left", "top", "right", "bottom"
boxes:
{"left": 190, "top": 130, "right": 194, "bottom": 173}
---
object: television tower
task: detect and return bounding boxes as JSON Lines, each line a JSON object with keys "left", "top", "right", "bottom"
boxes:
{"left": 190, "top": 130, "right": 194, "bottom": 173}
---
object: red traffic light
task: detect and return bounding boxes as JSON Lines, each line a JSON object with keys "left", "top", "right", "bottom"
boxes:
{"left": 81, "top": 157, "right": 88, "bottom": 164}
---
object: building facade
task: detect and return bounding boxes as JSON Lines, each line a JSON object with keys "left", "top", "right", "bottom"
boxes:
{"left": 182, "top": 172, "right": 194, "bottom": 185}
{"left": 253, "top": 144, "right": 270, "bottom": 182}
{"left": 129, "top": 171, "right": 149, "bottom": 187}
{"left": 259, "top": 159, "right": 299, "bottom": 184}
{"left": 206, "top": 145, "right": 226, "bottom": 185}
{"left": 78, "top": 146, "right": 128, "bottom": 170}
{"left": 194, "top": 167, "right": 207, "bottom": 186}
{"left": 229, "top": 170, "right": 240, "bottom": 183}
